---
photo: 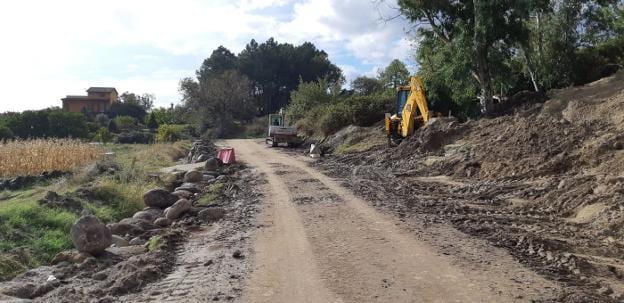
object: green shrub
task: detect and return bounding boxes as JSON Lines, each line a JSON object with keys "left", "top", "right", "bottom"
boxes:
{"left": 286, "top": 78, "right": 336, "bottom": 123}
{"left": 108, "top": 119, "right": 118, "bottom": 133}
{"left": 294, "top": 94, "right": 390, "bottom": 137}
{"left": 0, "top": 125, "right": 13, "bottom": 140}
{"left": 91, "top": 179, "right": 148, "bottom": 220}
{"left": 147, "top": 235, "right": 162, "bottom": 251}
{"left": 107, "top": 102, "right": 147, "bottom": 122}
{"left": 156, "top": 124, "right": 187, "bottom": 142}
{"left": 145, "top": 112, "right": 159, "bottom": 130}
{"left": 345, "top": 95, "right": 391, "bottom": 126}
{"left": 95, "top": 128, "right": 113, "bottom": 144}
{"left": 47, "top": 110, "right": 88, "bottom": 138}
{"left": 242, "top": 116, "right": 268, "bottom": 138}
{"left": 114, "top": 116, "right": 137, "bottom": 131}
{"left": 116, "top": 131, "right": 154, "bottom": 144}
{"left": 318, "top": 103, "right": 351, "bottom": 136}
{"left": 196, "top": 183, "right": 224, "bottom": 205}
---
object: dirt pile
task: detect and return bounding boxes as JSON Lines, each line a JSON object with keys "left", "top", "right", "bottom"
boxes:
{"left": 315, "top": 71, "right": 624, "bottom": 302}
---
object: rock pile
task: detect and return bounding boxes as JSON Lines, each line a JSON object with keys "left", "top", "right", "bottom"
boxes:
{"left": 143, "top": 188, "right": 178, "bottom": 208}
{"left": 1, "top": 147, "right": 242, "bottom": 302}
{"left": 186, "top": 139, "right": 217, "bottom": 163}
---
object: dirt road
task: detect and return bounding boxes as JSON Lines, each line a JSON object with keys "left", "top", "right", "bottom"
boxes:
{"left": 226, "top": 139, "right": 559, "bottom": 303}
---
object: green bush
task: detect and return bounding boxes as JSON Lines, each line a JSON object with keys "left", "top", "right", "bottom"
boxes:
{"left": 156, "top": 124, "right": 187, "bottom": 142}
{"left": 0, "top": 108, "right": 88, "bottom": 139}
{"left": 574, "top": 37, "right": 624, "bottom": 84}
{"left": 107, "top": 102, "right": 147, "bottom": 121}
{"left": 294, "top": 94, "right": 391, "bottom": 137}
{"left": 0, "top": 125, "right": 13, "bottom": 140}
{"left": 147, "top": 235, "right": 162, "bottom": 251}
{"left": 286, "top": 78, "right": 336, "bottom": 123}
{"left": 47, "top": 111, "right": 89, "bottom": 138}
{"left": 95, "top": 128, "right": 113, "bottom": 144}
{"left": 318, "top": 104, "right": 351, "bottom": 136}
{"left": 242, "top": 116, "right": 268, "bottom": 138}
{"left": 145, "top": 112, "right": 159, "bottom": 130}
{"left": 344, "top": 95, "right": 391, "bottom": 126}
{"left": 113, "top": 116, "right": 137, "bottom": 131}
{"left": 116, "top": 131, "right": 154, "bottom": 144}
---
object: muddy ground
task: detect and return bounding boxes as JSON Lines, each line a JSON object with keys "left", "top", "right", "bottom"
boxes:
{"left": 313, "top": 71, "right": 624, "bottom": 302}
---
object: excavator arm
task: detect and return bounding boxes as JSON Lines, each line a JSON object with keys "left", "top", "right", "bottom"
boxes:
{"left": 398, "top": 76, "right": 430, "bottom": 137}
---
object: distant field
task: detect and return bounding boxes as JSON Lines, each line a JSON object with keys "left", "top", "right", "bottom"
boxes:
{"left": 0, "top": 139, "right": 102, "bottom": 178}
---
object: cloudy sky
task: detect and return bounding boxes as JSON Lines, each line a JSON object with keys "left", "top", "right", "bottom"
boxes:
{"left": 0, "top": 0, "right": 415, "bottom": 112}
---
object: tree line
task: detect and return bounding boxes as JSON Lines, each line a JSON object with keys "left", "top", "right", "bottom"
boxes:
{"left": 0, "top": 91, "right": 174, "bottom": 141}
{"left": 179, "top": 38, "right": 342, "bottom": 137}
{"left": 399, "top": 0, "right": 624, "bottom": 115}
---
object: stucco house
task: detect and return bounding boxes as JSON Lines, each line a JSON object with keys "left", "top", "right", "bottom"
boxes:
{"left": 61, "top": 87, "right": 118, "bottom": 113}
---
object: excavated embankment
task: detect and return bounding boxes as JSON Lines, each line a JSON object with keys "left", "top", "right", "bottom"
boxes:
{"left": 315, "top": 71, "right": 624, "bottom": 302}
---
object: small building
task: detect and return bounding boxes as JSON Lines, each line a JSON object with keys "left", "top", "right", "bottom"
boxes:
{"left": 62, "top": 87, "right": 119, "bottom": 113}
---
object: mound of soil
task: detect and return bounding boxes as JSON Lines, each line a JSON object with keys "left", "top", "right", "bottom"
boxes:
{"left": 315, "top": 71, "right": 624, "bottom": 302}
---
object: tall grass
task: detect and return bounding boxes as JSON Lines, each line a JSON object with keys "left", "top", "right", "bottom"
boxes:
{"left": 0, "top": 139, "right": 102, "bottom": 178}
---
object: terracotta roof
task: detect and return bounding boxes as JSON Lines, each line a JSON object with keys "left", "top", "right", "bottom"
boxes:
{"left": 87, "top": 87, "right": 117, "bottom": 93}
{"left": 62, "top": 95, "right": 110, "bottom": 101}
{"left": 63, "top": 95, "right": 88, "bottom": 99}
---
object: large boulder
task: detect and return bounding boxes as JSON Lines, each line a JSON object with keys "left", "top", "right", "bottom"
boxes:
{"left": 154, "top": 217, "right": 171, "bottom": 227}
{"left": 184, "top": 171, "right": 202, "bottom": 183}
{"left": 70, "top": 215, "right": 112, "bottom": 255}
{"left": 198, "top": 207, "right": 226, "bottom": 223}
{"left": 51, "top": 250, "right": 92, "bottom": 265}
{"left": 111, "top": 235, "right": 129, "bottom": 247}
{"left": 174, "top": 183, "right": 201, "bottom": 193}
{"left": 171, "top": 190, "right": 193, "bottom": 200}
{"left": 164, "top": 199, "right": 192, "bottom": 220}
{"left": 107, "top": 221, "right": 143, "bottom": 237}
{"left": 132, "top": 208, "right": 163, "bottom": 222}
{"left": 118, "top": 218, "right": 157, "bottom": 231}
{"left": 143, "top": 188, "right": 178, "bottom": 209}
{"left": 204, "top": 158, "right": 220, "bottom": 171}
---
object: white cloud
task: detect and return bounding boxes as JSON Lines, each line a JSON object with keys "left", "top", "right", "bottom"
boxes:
{"left": 0, "top": 0, "right": 415, "bottom": 112}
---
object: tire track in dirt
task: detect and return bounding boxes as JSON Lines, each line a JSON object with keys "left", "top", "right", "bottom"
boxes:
{"left": 229, "top": 139, "right": 559, "bottom": 303}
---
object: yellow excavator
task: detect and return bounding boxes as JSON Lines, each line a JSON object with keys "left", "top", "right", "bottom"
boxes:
{"left": 384, "top": 76, "right": 434, "bottom": 146}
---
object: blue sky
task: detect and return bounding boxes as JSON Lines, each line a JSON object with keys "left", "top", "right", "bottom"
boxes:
{"left": 0, "top": 0, "right": 415, "bottom": 112}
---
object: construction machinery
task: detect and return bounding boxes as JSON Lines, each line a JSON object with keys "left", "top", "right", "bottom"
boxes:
{"left": 384, "top": 76, "right": 434, "bottom": 146}
{"left": 266, "top": 110, "right": 299, "bottom": 147}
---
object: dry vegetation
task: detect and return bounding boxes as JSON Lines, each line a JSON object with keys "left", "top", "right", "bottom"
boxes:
{"left": 0, "top": 139, "right": 102, "bottom": 178}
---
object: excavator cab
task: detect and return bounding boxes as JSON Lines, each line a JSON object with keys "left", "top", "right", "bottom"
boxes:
{"left": 384, "top": 76, "right": 431, "bottom": 146}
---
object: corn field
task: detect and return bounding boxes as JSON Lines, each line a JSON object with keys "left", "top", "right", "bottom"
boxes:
{"left": 0, "top": 139, "right": 102, "bottom": 178}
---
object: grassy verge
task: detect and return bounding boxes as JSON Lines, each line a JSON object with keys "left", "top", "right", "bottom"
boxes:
{"left": 0, "top": 141, "right": 189, "bottom": 281}
{"left": 196, "top": 183, "right": 224, "bottom": 205}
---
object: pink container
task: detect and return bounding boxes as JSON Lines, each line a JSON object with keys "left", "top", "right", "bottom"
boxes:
{"left": 218, "top": 148, "right": 236, "bottom": 164}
